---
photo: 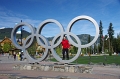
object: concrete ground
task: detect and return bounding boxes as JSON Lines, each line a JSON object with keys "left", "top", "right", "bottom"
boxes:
{"left": 0, "top": 55, "right": 120, "bottom": 79}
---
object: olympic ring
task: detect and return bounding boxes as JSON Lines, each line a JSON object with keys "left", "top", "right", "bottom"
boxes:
{"left": 11, "top": 15, "right": 99, "bottom": 63}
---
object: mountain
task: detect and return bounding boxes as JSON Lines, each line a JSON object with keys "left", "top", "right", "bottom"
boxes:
{"left": 0, "top": 28, "right": 96, "bottom": 44}
{"left": 0, "top": 28, "right": 30, "bottom": 40}
{"left": 47, "top": 34, "right": 95, "bottom": 45}
{"left": 77, "top": 34, "right": 94, "bottom": 44}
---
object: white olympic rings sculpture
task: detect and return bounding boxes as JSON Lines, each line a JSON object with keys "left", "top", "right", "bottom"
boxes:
{"left": 11, "top": 15, "right": 99, "bottom": 63}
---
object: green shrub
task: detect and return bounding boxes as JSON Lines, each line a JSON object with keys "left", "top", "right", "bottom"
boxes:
{"left": 109, "top": 51, "right": 112, "bottom": 56}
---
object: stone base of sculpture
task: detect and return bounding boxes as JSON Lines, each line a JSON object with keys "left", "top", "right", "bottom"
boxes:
{"left": 13, "top": 62, "right": 93, "bottom": 73}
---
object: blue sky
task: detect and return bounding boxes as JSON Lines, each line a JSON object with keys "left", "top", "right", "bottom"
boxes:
{"left": 0, "top": 0, "right": 120, "bottom": 37}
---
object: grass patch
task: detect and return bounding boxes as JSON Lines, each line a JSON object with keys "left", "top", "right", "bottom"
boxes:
{"left": 50, "top": 55, "right": 120, "bottom": 65}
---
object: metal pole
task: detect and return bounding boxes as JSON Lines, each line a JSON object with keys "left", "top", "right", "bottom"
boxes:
{"left": 103, "top": 37, "right": 106, "bottom": 65}
{"left": 97, "top": 39, "right": 99, "bottom": 54}
{"left": 102, "top": 37, "right": 104, "bottom": 53}
{"left": 108, "top": 38, "right": 110, "bottom": 52}
{"left": 21, "top": 20, "right": 22, "bottom": 46}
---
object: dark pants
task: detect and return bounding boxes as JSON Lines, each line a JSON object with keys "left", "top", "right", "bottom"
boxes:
{"left": 62, "top": 48, "right": 69, "bottom": 60}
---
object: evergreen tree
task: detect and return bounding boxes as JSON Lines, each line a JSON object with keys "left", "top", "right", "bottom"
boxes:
{"left": 116, "top": 33, "right": 120, "bottom": 53}
{"left": 73, "top": 46, "right": 78, "bottom": 54}
{"left": 27, "top": 38, "right": 37, "bottom": 56}
{"left": 94, "top": 43, "right": 97, "bottom": 54}
{"left": 99, "top": 20, "right": 103, "bottom": 53}
{"left": 117, "top": 38, "right": 120, "bottom": 53}
{"left": 107, "top": 23, "right": 114, "bottom": 52}
{"left": 112, "top": 37, "right": 117, "bottom": 53}
{"left": 117, "top": 33, "right": 120, "bottom": 38}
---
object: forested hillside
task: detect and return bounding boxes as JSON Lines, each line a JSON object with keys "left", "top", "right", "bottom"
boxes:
{"left": 0, "top": 28, "right": 95, "bottom": 44}
{"left": 0, "top": 28, "right": 30, "bottom": 39}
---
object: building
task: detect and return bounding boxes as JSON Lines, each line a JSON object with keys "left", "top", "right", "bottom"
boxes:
{"left": 0, "top": 36, "right": 12, "bottom": 46}
{"left": 0, "top": 37, "right": 13, "bottom": 54}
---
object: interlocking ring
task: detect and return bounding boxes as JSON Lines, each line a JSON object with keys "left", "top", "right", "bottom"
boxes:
{"left": 11, "top": 15, "right": 99, "bottom": 63}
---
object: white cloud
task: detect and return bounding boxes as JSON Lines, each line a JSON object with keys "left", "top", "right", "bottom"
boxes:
{"left": 0, "top": 27, "right": 5, "bottom": 29}
{"left": 0, "top": 6, "right": 41, "bottom": 28}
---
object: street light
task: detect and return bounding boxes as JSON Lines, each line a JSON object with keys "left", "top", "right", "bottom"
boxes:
{"left": 102, "top": 36, "right": 104, "bottom": 54}
{"left": 106, "top": 35, "right": 110, "bottom": 52}
{"left": 20, "top": 20, "right": 23, "bottom": 46}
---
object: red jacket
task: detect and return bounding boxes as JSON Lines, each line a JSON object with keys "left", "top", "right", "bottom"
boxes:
{"left": 61, "top": 39, "right": 70, "bottom": 49}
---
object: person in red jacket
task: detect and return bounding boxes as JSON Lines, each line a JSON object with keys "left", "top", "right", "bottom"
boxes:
{"left": 61, "top": 35, "right": 70, "bottom": 60}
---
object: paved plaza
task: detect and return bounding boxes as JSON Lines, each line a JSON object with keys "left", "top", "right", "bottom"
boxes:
{"left": 0, "top": 55, "right": 120, "bottom": 79}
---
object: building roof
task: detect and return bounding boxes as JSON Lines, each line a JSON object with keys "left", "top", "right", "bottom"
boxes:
{"left": 0, "top": 36, "right": 12, "bottom": 44}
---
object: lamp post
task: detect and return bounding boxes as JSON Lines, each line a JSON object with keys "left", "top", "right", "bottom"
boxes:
{"left": 102, "top": 35, "right": 109, "bottom": 65}
{"left": 108, "top": 38, "right": 110, "bottom": 53}
{"left": 102, "top": 36, "right": 106, "bottom": 65}
{"left": 102, "top": 36, "right": 104, "bottom": 53}
{"left": 20, "top": 20, "right": 22, "bottom": 46}
{"left": 105, "top": 35, "right": 110, "bottom": 52}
